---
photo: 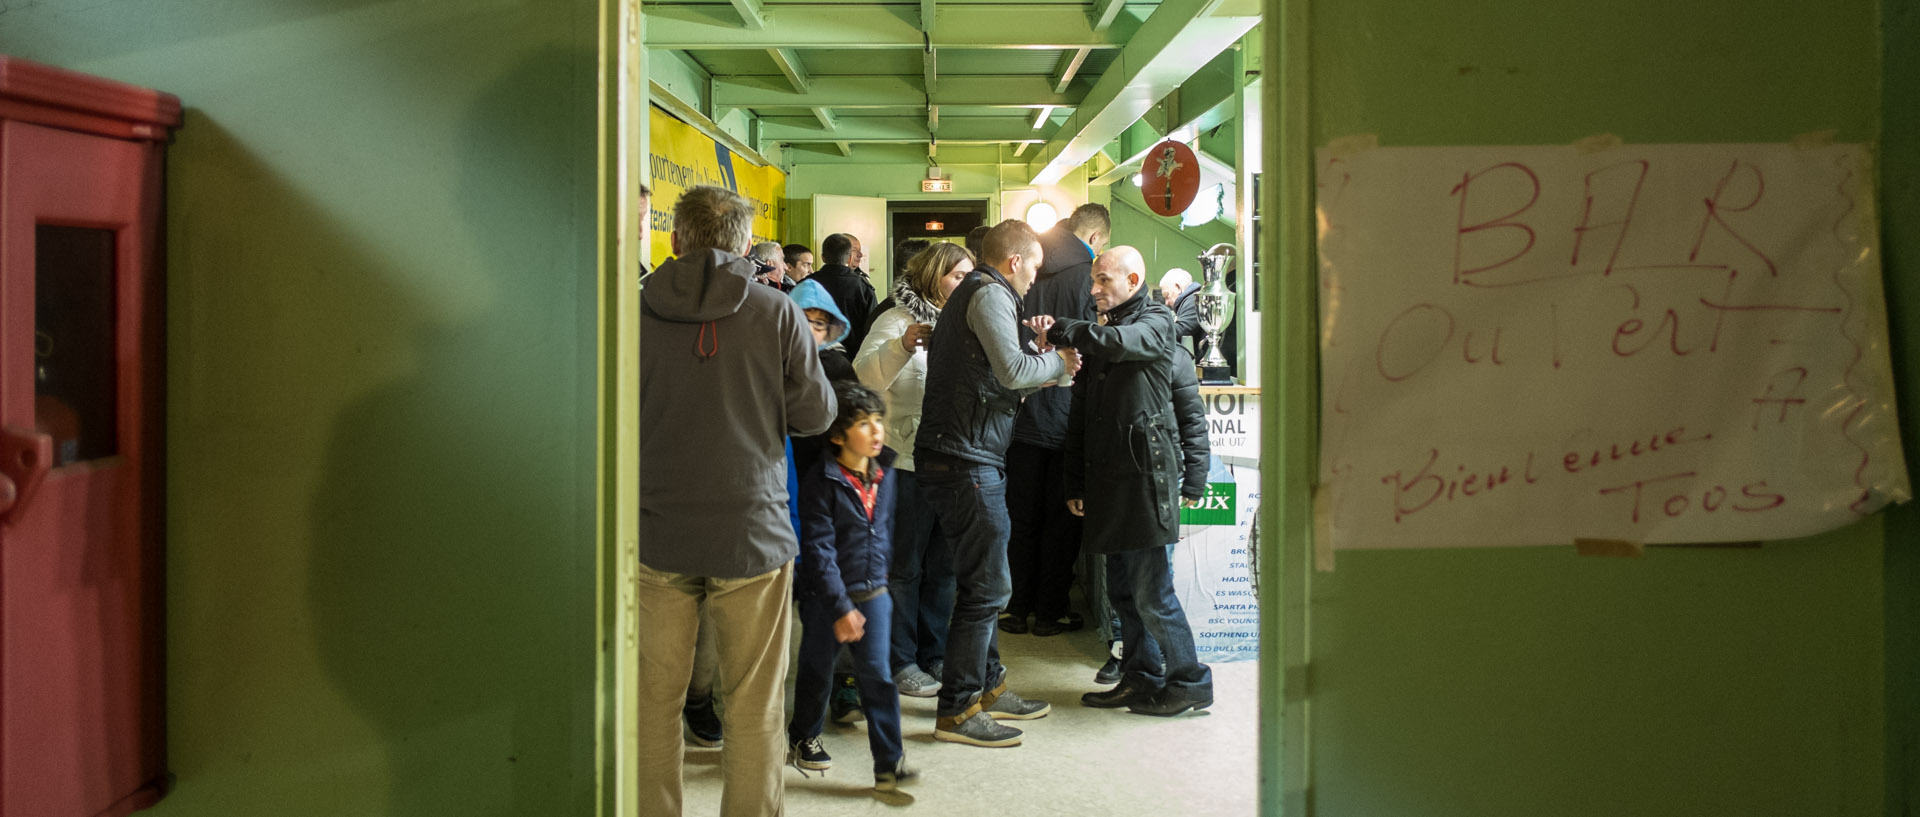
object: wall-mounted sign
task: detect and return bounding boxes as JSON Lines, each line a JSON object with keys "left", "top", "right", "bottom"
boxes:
{"left": 648, "top": 106, "right": 785, "bottom": 269}
{"left": 1142, "top": 140, "right": 1200, "bottom": 216}
{"left": 921, "top": 178, "right": 954, "bottom": 193}
{"left": 1315, "top": 142, "right": 1909, "bottom": 549}
{"left": 1173, "top": 388, "right": 1261, "bottom": 662}
{"left": 925, "top": 220, "right": 945, "bottom": 230}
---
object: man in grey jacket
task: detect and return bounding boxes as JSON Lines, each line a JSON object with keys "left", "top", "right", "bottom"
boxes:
{"left": 638, "top": 185, "right": 836, "bottom": 817}
{"left": 916, "top": 219, "right": 1080, "bottom": 748}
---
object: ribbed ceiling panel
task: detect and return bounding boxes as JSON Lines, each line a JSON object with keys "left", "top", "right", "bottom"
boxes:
{"left": 799, "top": 50, "right": 925, "bottom": 76}
{"left": 687, "top": 49, "right": 780, "bottom": 76}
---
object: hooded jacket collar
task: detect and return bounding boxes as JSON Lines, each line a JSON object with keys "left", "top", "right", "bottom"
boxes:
{"left": 641, "top": 248, "right": 754, "bottom": 322}
{"left": 1035, "top": 224, "right": 1092, "bottom": 281}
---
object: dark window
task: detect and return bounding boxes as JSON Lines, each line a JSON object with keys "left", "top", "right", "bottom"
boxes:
{"left": 35, "top": 225, "right": 119, "bottom": 466}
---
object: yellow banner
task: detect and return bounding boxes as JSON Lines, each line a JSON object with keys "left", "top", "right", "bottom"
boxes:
{"left": 648, "top": 106, "right": 787, "bottom": 268}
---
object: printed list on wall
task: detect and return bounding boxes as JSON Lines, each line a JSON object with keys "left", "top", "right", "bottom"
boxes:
{"left": 1173, "top": 390, "right": 1259, "bottom": 661}
{"left": 1317, "top": 143, "right": 1910, "bottom": 549}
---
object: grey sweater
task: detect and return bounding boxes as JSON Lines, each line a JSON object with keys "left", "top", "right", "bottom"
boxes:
{"left": 639, "top": 248, "right": 836, "bottom": 578}
{"left": 969, "top": 283, "right": 1066, "bottom": 393}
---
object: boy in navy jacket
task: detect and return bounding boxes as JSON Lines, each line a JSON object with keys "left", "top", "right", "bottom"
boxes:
{"left": 787, "top": 382, "right": 919, "bottom": 792}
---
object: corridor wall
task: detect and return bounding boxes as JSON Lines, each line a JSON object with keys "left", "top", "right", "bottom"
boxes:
{"left": 1292, "top": 0, "right": 1895, "bottom": 815}
{"left": 1, "top": 2, "right": 602, "bottom": 815}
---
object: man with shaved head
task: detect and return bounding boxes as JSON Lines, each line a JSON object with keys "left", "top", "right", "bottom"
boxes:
{"left": 1030, "top": 245, "right": 1215, "bottom": 718}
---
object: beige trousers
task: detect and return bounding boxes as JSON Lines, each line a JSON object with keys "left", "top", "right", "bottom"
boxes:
{"left": 636, "top": 561, "right": 793, "bottom": 817}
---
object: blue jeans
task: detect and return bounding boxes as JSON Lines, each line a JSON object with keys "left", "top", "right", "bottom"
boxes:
{"left": 1109, "top": 546, "right": 1211, "bottom": 695}
{"left": 917, "top": 452, "right": 1011, "bottom": 718}
{"left": 887, "top": 468, "right": 955, "bottom": 673}
{"left": 790, "top": 592, "right": 904, "bottom": 773}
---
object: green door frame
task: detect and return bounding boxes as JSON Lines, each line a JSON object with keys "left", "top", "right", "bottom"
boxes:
{"left": 597, "top": 2, "right": 1308, "bottom": 815}
{"left": 597, "top": 0, "right": 644, "bottom": 815}
{"left": 1259, "top": 0, "right": 1311, "bottom": 814}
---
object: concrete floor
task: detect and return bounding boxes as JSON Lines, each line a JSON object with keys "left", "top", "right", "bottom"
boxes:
{"left": 678, "top": 624, "right": 1259, "bottom": 816}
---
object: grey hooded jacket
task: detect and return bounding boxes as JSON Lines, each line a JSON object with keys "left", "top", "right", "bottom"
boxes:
{"left": 640, "top": 248, "right": 837, "bottom": 578}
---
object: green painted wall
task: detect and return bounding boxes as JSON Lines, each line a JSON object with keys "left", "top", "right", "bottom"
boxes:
{"left": 3, "top": 2, "right": 601, "bottom": 815}
{"left": 783, "top": 158, "right": 1091, "bottom": 258}
{"left": 1880, "top": 1, "right": 1920, "bottom": 814}
{"left": 785, "top": 161, "right": 1003, "bottom": 252}
{"left": 1110, "top": 192, "right": 1234, "bottom": 287}
{"left": 1300, "top": 1, "right": 1892, "bottom": 815}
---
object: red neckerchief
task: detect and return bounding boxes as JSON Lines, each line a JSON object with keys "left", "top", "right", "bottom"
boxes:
{"left": 838, "top": 462, "right": 883, "bottom": 521}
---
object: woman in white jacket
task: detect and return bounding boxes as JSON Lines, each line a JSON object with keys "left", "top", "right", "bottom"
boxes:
{"left": 855, "top": 241, "right": 975, "bottom": 698}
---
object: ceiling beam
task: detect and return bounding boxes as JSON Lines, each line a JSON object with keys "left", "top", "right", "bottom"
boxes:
{"left": 1052, "top": 48, "right": 1091, "bottom": 93}
{"left": 1032, "top": 105, "right": 1054, "bottom": 130}
{"left": 768, "top": 48, "right": 809, "bottom": 92}
{"left": 728, "top": 0, "right": 766, "bottom": 30}
{"left": 1013, "top": 141, "right": 1032, "bottom": 157}
{"left": 649, "top": 80, "right": 778, "bottom": 167}
{"left": 760, "top": 116, "right": 1056, "bottom": 143}
{"left": 1089, "top": 0, "right": 1127, "bottom": 31}
{"left": 812, "top": 107, "right": 838, "bottom": 130}
{"left": 644, "top": 4, "right": 1142, "bottom": 49}
{"left": 1088, "top": 54, "right": 1242, "bottom": 185}
{"left": 710, "top": 75, "right": 1086, "bottom": 109}
{"left": 1026, "top": 0, "right": 1257, "bottom": 185}
{"left": 836, "top": 142, "right": 855, "bottom": 156}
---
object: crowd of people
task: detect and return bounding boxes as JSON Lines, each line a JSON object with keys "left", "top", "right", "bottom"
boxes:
{"left": 637, "top": 183, "right": 1219, "bottom": 816}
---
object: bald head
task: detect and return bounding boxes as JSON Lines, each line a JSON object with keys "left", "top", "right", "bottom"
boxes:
{"left": 1089, "top": 245, "right": 1147, "bottom": 313}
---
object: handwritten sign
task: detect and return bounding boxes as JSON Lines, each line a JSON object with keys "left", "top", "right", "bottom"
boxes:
{"left": 1317, "top": 143, "right": 1910, "bottom": 549}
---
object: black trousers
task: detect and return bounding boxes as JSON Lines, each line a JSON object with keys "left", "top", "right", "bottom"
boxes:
{"left": 1004, "top": 441, "right": 1083, "bottom": 619}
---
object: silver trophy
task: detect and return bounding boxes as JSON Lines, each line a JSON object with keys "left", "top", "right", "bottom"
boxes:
{"left": 1195, "top": 243, "right": 1237, "bottom": 384}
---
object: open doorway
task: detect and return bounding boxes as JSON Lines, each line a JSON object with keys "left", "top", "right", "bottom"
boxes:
{"left": 879, "top": 198, "right": 990, "bottom": 290}
{"left": 889, "top": 200, "right": 991, "bottom": 249}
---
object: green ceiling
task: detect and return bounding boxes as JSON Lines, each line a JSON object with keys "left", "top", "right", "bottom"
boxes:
{"left": 644, "top": 0, "right": 1257, "bottom": 172}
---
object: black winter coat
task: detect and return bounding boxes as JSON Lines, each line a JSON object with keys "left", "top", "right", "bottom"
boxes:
{"left": 1169, "top": 344, "right": 1210, "bottom": 502}
{"left": 1170, "top": 283, "right": 1205, "bottom": 357}
{"left": 1051, "top": 287, "right": 1183, "bottom": 554}
{"left": 1012, "top": 225, "right": 1098, "bottom": 449}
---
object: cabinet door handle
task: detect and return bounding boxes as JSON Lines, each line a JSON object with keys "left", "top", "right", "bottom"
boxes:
{"left": 0, "top": 425, "right": 54, "bottom": 524}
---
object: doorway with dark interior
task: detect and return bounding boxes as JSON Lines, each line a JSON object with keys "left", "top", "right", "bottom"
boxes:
{"left": 888, "top": 199, "right": 991, "bottom": 276}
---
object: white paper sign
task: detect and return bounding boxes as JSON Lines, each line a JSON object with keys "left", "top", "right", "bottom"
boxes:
{"left": 1174, "top": 390, "right": 1261, "bottom": 661}
{"left": 1317, "top": 143, "right": 1910, "bottom": 548}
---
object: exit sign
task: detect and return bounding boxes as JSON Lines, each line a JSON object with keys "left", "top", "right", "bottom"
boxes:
{"left": 921, "top": 179, "right": 953, "bottom": 192}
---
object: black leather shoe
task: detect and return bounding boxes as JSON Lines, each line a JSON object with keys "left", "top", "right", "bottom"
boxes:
{"left": 1094, "top": 655, "right": 1122, "bottom": 685}
{"left": 1030, "top": 612, "right": 1084, "bottom": 637}
{"left": 1081, "top": 677, "right": 1159, "bottom": 709}
{"left": 1128, "top": 687, "right": 1213, "bottom": 717}
{"left": 996, "top": 612, "right": 1030, "bottom": 634}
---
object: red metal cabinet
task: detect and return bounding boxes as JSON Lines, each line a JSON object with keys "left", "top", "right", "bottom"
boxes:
{"left": 0, "top": 57, "right": 177, "bottom": 817}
